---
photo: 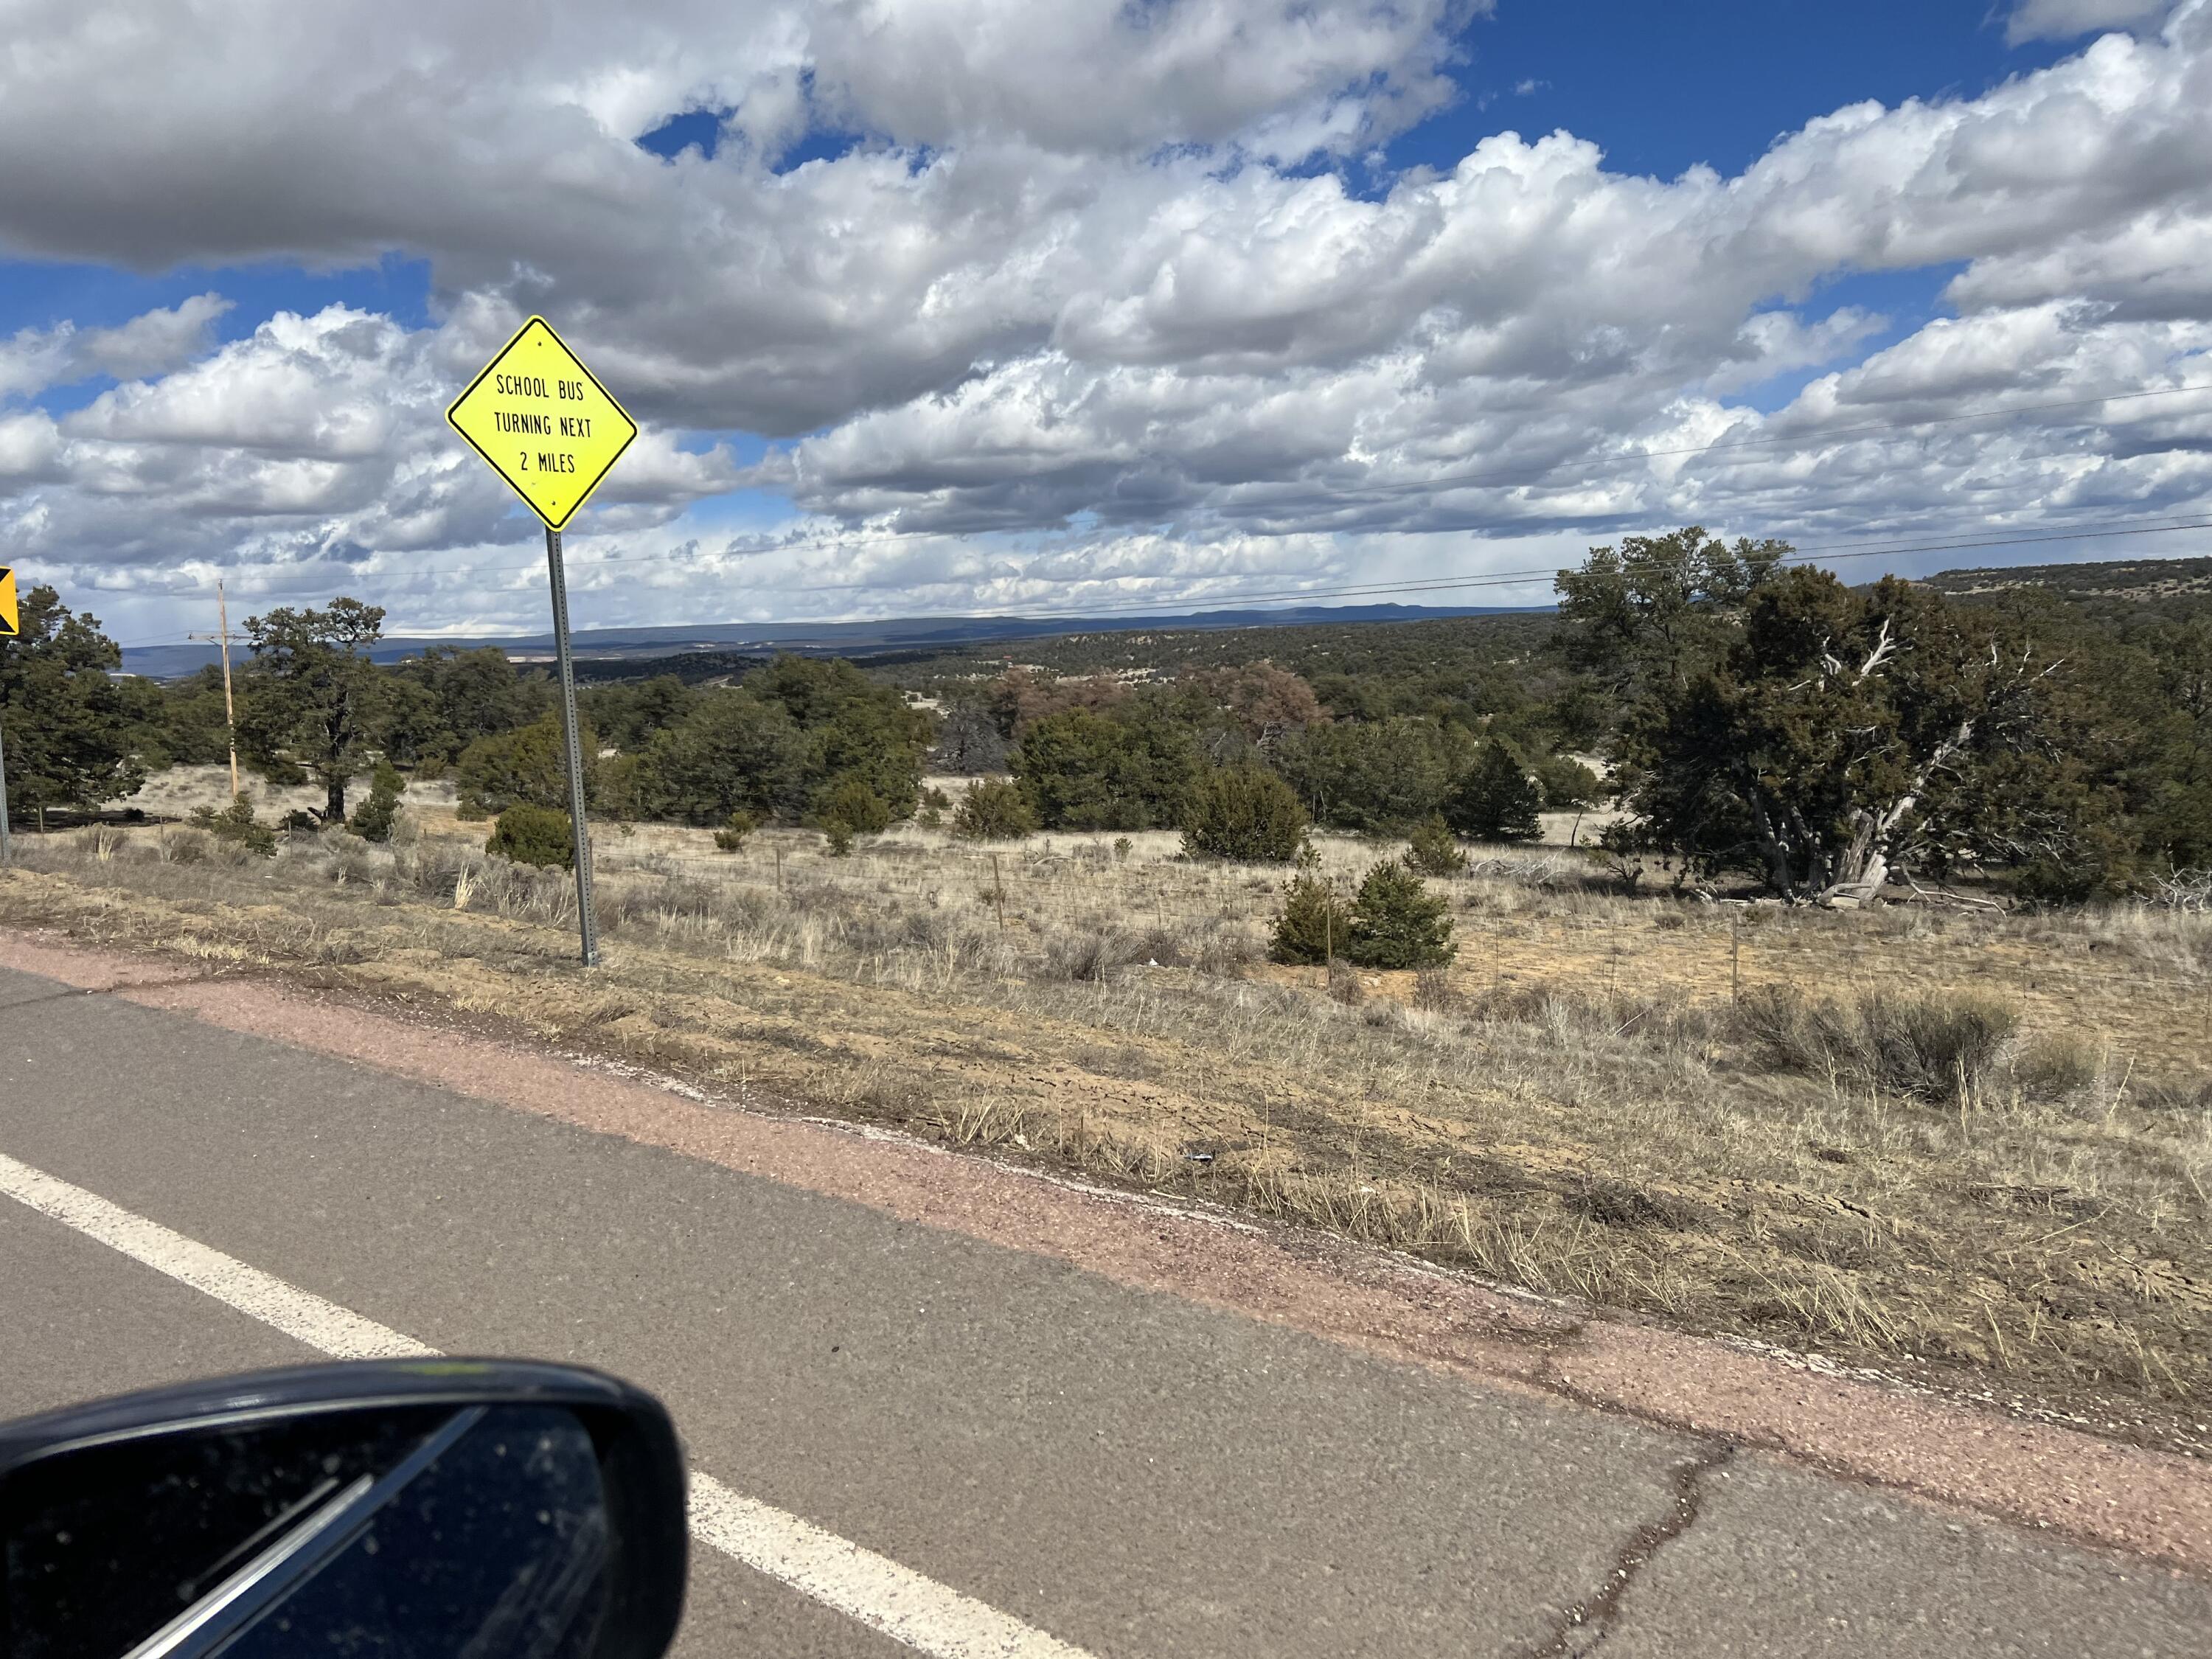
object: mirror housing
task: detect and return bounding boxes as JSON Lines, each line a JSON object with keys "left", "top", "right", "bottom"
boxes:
{"left": 0, "top": 1359, "right": 688, "bottom": 1659}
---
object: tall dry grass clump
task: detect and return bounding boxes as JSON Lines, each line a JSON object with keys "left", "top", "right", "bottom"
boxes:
{"left": 1735, "top": 985, "right": 2020, "bottom": 1101}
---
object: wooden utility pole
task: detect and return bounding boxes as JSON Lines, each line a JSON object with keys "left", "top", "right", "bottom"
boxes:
{"left": 186, "top": 578, "right": 242, "bottom": 798}
{"left": 0, "top": 713, "right": 12, "bottom": 864}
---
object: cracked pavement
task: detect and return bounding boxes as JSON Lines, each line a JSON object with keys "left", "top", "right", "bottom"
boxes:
{"left": 1526, "top": 1445, "right": 1736, "bottom": 1657}
{"left": 1, "top": 950, "right": 2208, "bottom": 1656}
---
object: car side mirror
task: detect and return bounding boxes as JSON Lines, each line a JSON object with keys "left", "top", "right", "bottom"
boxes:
{"left": 0, "top": 1359, "right": 688, "bottom": 1659}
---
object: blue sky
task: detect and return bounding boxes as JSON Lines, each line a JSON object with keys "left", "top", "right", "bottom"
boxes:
{"left": 1402, "top": 2, "right": 2083, "bottom": 181}
{"left": 1, "top": 0, "right": 2206, "bottom": 648}
{"left": 1413, "top": 2, "right": 2065, "bottom": 420}
{"left": 0, "top": 256, "right": 431, "bottom": 344}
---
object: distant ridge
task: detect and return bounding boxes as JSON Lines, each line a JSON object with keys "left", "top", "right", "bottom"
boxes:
{"left": 122, "top": 550, "right": 2212, "bottom": 678}
{"left": 121, "top": 601, "right": 1531, "bottom": 678}
{"left": 1919, "top": 554, "right": 2212, "bottom": 602}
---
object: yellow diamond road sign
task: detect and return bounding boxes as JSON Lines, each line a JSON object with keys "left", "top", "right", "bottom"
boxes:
{"left": 447, "top": 317, "right": 637, "bottom": 531}
{"left": 0, "top": 566, "right": 17, "bottom": 639}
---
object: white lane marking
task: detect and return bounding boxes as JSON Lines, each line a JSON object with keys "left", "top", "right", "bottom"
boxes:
{"left": 688, "top": 1473, "right": 1094, "bottom": 1659}
{"left": 0, "top": 1150, "right": 1099, "bottom": 1659}
{"left": 0, "top": 1152, "right": 433, "bottom": 1360}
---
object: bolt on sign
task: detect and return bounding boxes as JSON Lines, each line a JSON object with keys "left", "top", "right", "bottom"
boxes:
{"left": 446, "top": 317, "right": 637, "bottom": 529}
{"left": 0, "top": 566, "right": 17, "bottom": 638}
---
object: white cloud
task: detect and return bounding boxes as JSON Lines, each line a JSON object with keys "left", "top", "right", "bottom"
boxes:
{"left": 800, "top": 0, "right": 1476, "bottom": 159}
{"left": 0, "top": 330, "right": 70, "bottom": 402}
{"left": 762, "top": 2, "right": 2212, "bottom": 534}
{"left": 0, "top": 412, "right": 63, "bottom": 481}
{"left": 78, "top": 294, "right": 234, "bottom": 381}
{"left": 2, "top": 305, "right": 740, "bottom": 625}
{"left": 1703, "top": 309, "right": 1888, "bottom": 395}
{"left": 0, "top": 295, "right": 230, "bottom": 400}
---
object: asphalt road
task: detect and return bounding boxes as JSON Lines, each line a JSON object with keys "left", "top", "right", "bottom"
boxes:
{"left": 1, "top": 959, "right": 2206, "bottom": 1658}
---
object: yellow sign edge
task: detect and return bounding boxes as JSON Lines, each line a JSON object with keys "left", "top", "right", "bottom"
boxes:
{"left": 445, "top": 315, "right": 639, "bottom": 532}
{"left": 0, "top": 566, "right": 17, "bottom": 639}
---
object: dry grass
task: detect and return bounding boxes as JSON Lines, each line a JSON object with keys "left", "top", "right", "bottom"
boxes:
{"left": 4, "top": 792, "right": 2209, "bottom": 1444}
{"left": 119, "top": 763, "right": 462, "bottom": 821}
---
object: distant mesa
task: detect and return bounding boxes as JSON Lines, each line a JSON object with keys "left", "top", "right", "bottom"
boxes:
{"left": 123, "top": 554, "right": 2212, "bottom": 679}
{"left": 1919, "top": 554, "right": 2212, "bottom": 602}
{"left": 120, "top": 601, "right": 1526, "bottom": 679}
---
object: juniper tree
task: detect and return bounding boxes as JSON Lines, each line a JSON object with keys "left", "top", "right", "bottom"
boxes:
{"left": 0, "top": 585, "right": 150, "bottom": 824}
{"left": 819, "top": 776, "right": 891, "bottom": 835}
{"left": 1269, "top": 845, "right": 1353, "bottom": 964}
{"left": 1445, "top": 740, "right": 1543, "bottom": 843}
{"left": 347, "top": 759, "right": 406, "bottom": 843}
{"left": 1182, "top": 762, "right": 1307, "bottom": 861}
{"left": 952, "top": 777, "right": 1037, "bottom": 840}
{"left": 1402, "top": 813, "right": 1467, "bottom": 876}
{"left": 1608, "top": 567, "right": 2083, "bottom": 901}
{"left": 1346, "top": 858, "right": 1454, "bottom": 969}
{"left": 237, "top": 599, "right": 386, "bottom": 823}
{"left": 486, "top": 802, "right": 573, "bottom": 869}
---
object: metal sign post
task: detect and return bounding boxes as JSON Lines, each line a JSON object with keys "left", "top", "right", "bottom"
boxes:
{"left": 0, "top": 715, "right": 12, "bottom": 865}
{"left": 545, "top": 526, "right": 598, "bottom": 966}
{"left": 446, "top": 317, "right": 636, "bottom": 969}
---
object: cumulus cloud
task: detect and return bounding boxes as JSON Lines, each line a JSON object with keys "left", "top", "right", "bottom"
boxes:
{"left": 0, "top": 295, "right": 230, "bottom": 400}
{"left": 1, "top": 0, "right": 2211, "bottom": 642}
{"left": 0, "top": 0, "right": 1468, "bottom": 254}
{"left": 799, "top": 0, "right": 1477, "bottom": 158}
{"left": 768, "top": 6, "right": 2212, "bottom": 535}
{"left": 1, "top": 305, "right": 740, "bottom": 622}
{"left": 0, "top": 412, "right": 63, "bottom": 482}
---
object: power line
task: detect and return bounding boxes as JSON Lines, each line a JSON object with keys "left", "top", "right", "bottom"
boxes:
{"left": 1287, "top": 382, "right": 2212, "bottom": 504}
{"left": 737, "top": 514, "right": 2212, "bottom": 618}
{"left": 1130, "top": 515, "right": 2212, "bottom": 613}
{"left": 102, "top": 380, "right": 2212, "bottom": 607}
{"left": 644, "top": 515, "right": 2212, "bottom": 624}
{"left": 114, "top": 512, "right": 2212, "bottom": 650}
{"left": 107, "top": 494, "right": 2212, "bottom": 617}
